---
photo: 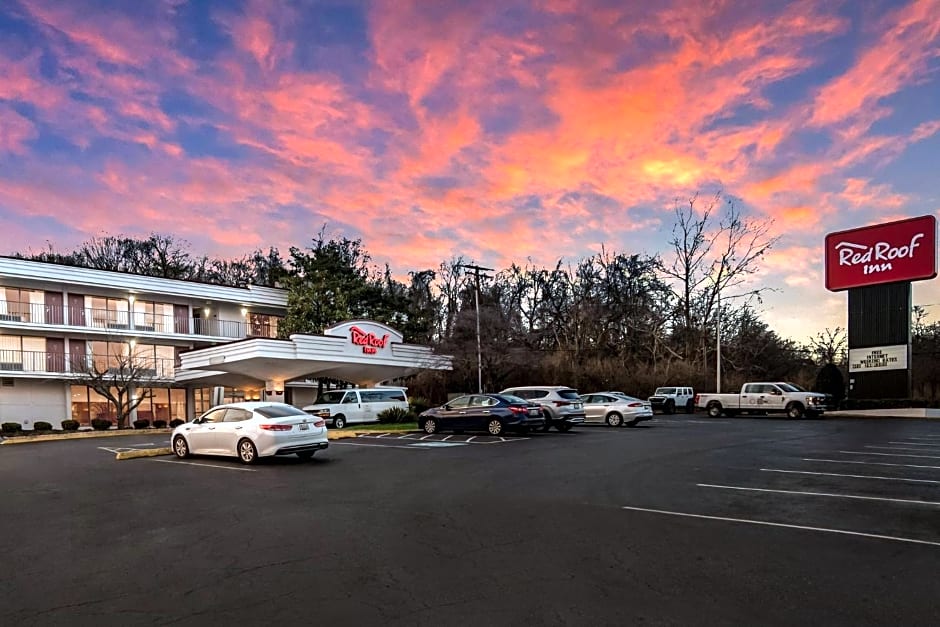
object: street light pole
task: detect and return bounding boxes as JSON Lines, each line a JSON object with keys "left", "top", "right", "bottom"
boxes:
{"left": 458, "top": 263, "right": 493, "bottom": 394}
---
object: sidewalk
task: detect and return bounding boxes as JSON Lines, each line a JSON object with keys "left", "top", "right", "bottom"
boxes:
{"left": 1, "top": 428, "right": 173, "bottom": 445}
{"left": 825, "top": 408, "right": 940, "bottom": 419}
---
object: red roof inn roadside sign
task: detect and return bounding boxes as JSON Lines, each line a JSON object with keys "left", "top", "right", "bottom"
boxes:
{"left": 825, "top": 215, "right": 938, "bottom": 291}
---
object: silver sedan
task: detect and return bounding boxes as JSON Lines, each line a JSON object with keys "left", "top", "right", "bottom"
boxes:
{"left": 579, "top": 393, "right": 654, "bottom": 427}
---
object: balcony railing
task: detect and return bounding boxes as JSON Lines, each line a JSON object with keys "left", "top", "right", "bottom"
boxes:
{"left": 0, "top": 300, "right": 279, "bottom": 339}
{"left": 0, "top": 350, "right": 176, "bottom": 378}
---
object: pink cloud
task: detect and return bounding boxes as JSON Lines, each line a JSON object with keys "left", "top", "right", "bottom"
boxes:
{"left": 0, "top": 107, "right": 37, "bottom": 153}
{"left": 809, "top": 0, "right": 940, "bottom": 130}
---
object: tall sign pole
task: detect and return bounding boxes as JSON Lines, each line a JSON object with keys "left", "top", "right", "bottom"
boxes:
{"left": 458, "top": 264, "right": 493, "bottom": 394}
{"left": 824, "top": 215, "right": 937, "bottom": 400}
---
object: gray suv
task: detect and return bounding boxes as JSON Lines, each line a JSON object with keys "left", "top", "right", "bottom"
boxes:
{"left": 498, "top": 386, "right": 587, "bottom": 432}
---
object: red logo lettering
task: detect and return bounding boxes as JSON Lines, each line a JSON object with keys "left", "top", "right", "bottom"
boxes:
{"left": 349, "top": 326, "right": 390, "bottom": 352}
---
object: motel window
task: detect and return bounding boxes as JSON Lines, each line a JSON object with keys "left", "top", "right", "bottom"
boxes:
{"left": 132, "top": 301, "right": 175, "bottom": 333}
{"left": 0, "top": 336, "right": 46, "bottom": 370}
{"left": 86, "top": 296, "right": 130, "bottom": 330}
{"left": 248, "top": 313, "right": 281, "bottom": 338}
{"left": 0, "top": 287, "right": 44, "bottom": 323}
{"left": 88, "top": 341, "right": 129, "bottom": 372}
{"left": 135, "top": 387, "right": 187, "bottom": 422}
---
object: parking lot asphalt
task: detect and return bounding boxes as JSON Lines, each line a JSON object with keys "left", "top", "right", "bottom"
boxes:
{"left": 2, "top": 415, "right": 940, "bottom": 626}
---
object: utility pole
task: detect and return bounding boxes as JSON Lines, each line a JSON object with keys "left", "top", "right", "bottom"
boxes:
{"left": 716, "top": 290, "right": 721, "bottom": 394}
{"left": 457, "top": 263, "right": 493, "bottom": 394}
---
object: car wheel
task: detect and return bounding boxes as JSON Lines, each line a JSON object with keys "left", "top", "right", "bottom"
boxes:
{"left": 487, "top": 419, "right": 504, "bottom": 436}
{"left": 786, "top": 403, "right": 805, "bottom": 420}
{"left": 423, "top": 417, "right": 438, "bottom": 434}
{"left": 664, "top": 400, "right": 675, "bottom": 415}
{"left": 173, "top": 435, "right": 189, "bottom": 458}
{"left": 237, "top": 438, "right": 259, "bottom": 464}
{"left": 605, "top": 412, "right": 623, "bottom": 427}
{"left": 333, "top": 415, "right": 346, "bottom": 429}
{"left": 685, "top": 399, "right": 694, "bottom": 413}
{"left": 557, "top": 423, "right": 572, "bottom": 432}
{"left": 707, "top": 402, "right": 723, "bottom": 418}
{"left": 296, "top": 451, "right": 315, "bottom": 461}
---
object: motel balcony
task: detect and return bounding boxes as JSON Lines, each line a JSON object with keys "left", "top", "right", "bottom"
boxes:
{"left": 0, "top": 301, "right": 279, "bottom": 340}
{"left": 0, "top": 350, "right": 178, "bottom": 379}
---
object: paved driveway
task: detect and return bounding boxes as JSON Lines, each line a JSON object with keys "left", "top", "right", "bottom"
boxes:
{"left": 2, "top": 416, "right": 939, "bottom": 625}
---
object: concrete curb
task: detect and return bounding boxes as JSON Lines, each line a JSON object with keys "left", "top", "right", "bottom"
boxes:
{"left": 2, "top": 428, "right": 173, "bottom": 445}
{"left": 115, "top": 447, "right": 173, "bottom": 460}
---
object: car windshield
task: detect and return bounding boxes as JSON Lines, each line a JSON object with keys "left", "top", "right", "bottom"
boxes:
{"left": 315, "top": 391, "right": 347, "bottom": 404}
{"left": 496, "top": 394, "right": 528, "bottom": 404}
{"left": 558, "top": 389, "right": 580, "bottom": 400}
{"left": 655, "top": 388, "right": 676, "bottom": 395}
{"left": 255, "top": 405, "right": 308, "bottom": 418}
{"left": 778, "top": 383, "right": 806, "bottom": 392}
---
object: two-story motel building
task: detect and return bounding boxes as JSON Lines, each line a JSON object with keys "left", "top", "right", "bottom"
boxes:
{"left": 0, "top": 257, "right": 450, "bottom": 428}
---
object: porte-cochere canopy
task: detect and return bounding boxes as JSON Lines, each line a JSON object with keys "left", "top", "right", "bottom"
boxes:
{"left": 175, "top": 320, "right": 452, "bottom": 388}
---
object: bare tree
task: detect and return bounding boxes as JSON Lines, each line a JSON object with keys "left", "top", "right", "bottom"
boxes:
{"left": 808, "top": 327, "right": 847, "bottom": 366}
{"left": 73, "top": 344, "right": 162, "bottom": 428}
{"left": 658, "top": 192, "right": 779, "bottom": 368}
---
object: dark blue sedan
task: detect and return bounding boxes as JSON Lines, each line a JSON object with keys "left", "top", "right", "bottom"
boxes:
{"left": 418, "top": 394, "right": 546, "bottom": 436}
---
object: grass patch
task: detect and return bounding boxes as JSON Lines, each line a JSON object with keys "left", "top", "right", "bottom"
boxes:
{"left": 350, "top": 422, "right": 418, "bottom": 432}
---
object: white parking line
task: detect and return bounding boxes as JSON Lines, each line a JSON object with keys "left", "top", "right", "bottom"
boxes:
{"left": 466, "top": 436, "right": 477, "bottom": 442}
{"left": 898, "top": 436, "right": 940, "bottom": 441}
{"left": 840, "top": 450, "right": 940, "bottom": 460}
{"left": 803, "top": 458, "right": 940, "bottom": 470}
{"left": 761, "top": 468, "right": 940, "bottom": 485}
{"left": 620, "top": 506, "right": 940, "bottom": 547}
{"left": 443, "top": 435, "right": 453, "bottom": 441}
{"left": 697, "top": 483, "right": 940, "bottom": 506}
{"left": 151, "top": 459, "right": 256, "bottom": 472}
{"left": 865, "top": 446, "right": 940, "bottom": 453}
{"left": 332, "top": 441, "right": 427, "bottom": 450}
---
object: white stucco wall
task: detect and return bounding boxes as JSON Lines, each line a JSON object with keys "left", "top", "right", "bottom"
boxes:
{"left": 0, "top": 379, "right": 68, "bottom": 427}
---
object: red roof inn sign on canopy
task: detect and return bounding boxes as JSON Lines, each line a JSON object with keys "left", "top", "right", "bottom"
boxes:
{"left": 825, "top": 215, "right": 938, "bottom": 291}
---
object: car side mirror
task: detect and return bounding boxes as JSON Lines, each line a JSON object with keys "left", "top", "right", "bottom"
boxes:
{"left": 443, "top": 404, "right": 451, "bottom": 410}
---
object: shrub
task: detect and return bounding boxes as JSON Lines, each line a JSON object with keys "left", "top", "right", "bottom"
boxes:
{"left": 153, "top": 420, "right": 167, "bottom": 429}
{"left": 409, "top": 397, "right": 433, "bottom": 416}
{"left": 1, "top": 422, "right": 23, "bottom": 435}
{"left": 377, "top": 407, "right": 415, "bottom": 424}
{"left": 91, "top": 418, "right": 112, "bottom": 431}
{"left": 61, "top": 420, "right": 80, "bottom": 431}
{"left": 133, "top": 419, "right": 151, "bottom": 429}
{"left": 169, "top": 418, "right": 184, "bottom": 428}
{"left": 33, "top": 421, "right": 53, "bottom": 432}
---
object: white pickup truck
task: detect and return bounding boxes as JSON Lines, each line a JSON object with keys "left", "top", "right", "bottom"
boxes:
{"left": 695, "top": 382, "right": 829, "bottom": 419}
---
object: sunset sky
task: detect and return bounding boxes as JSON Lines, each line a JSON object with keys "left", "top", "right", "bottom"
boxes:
{"left": 1, "top": 0, "right": 938, "bottom": 341}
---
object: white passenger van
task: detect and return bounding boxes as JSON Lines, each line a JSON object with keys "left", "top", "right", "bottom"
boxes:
{"left": 302, "top": 388, "right": 409, "bottom": 428}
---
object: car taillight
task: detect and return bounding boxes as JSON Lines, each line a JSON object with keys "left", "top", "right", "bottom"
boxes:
{"left": 314, "top": 419, "right": 326, "bottom": 427}
{"left": 259, "top": 424, "right": 292, "bottom": 431}
{"left": 694, "top": 394, "right": 700, "bottom": 405}
{"left": 510, "top": 406, "right": 527, "bottom": 414}
{"left": 628, "top": 402, "right": 642, "bottom": 407}
{"left": 554, "top": 400, "right": 571, "bottom": 406}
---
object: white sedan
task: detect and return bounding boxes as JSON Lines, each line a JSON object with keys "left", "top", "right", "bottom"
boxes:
{"left": 579, "top": 393, "right": 654, "bottom": 427}
{"left": 171, "top": 402, "right": 328, "bottom": 464}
